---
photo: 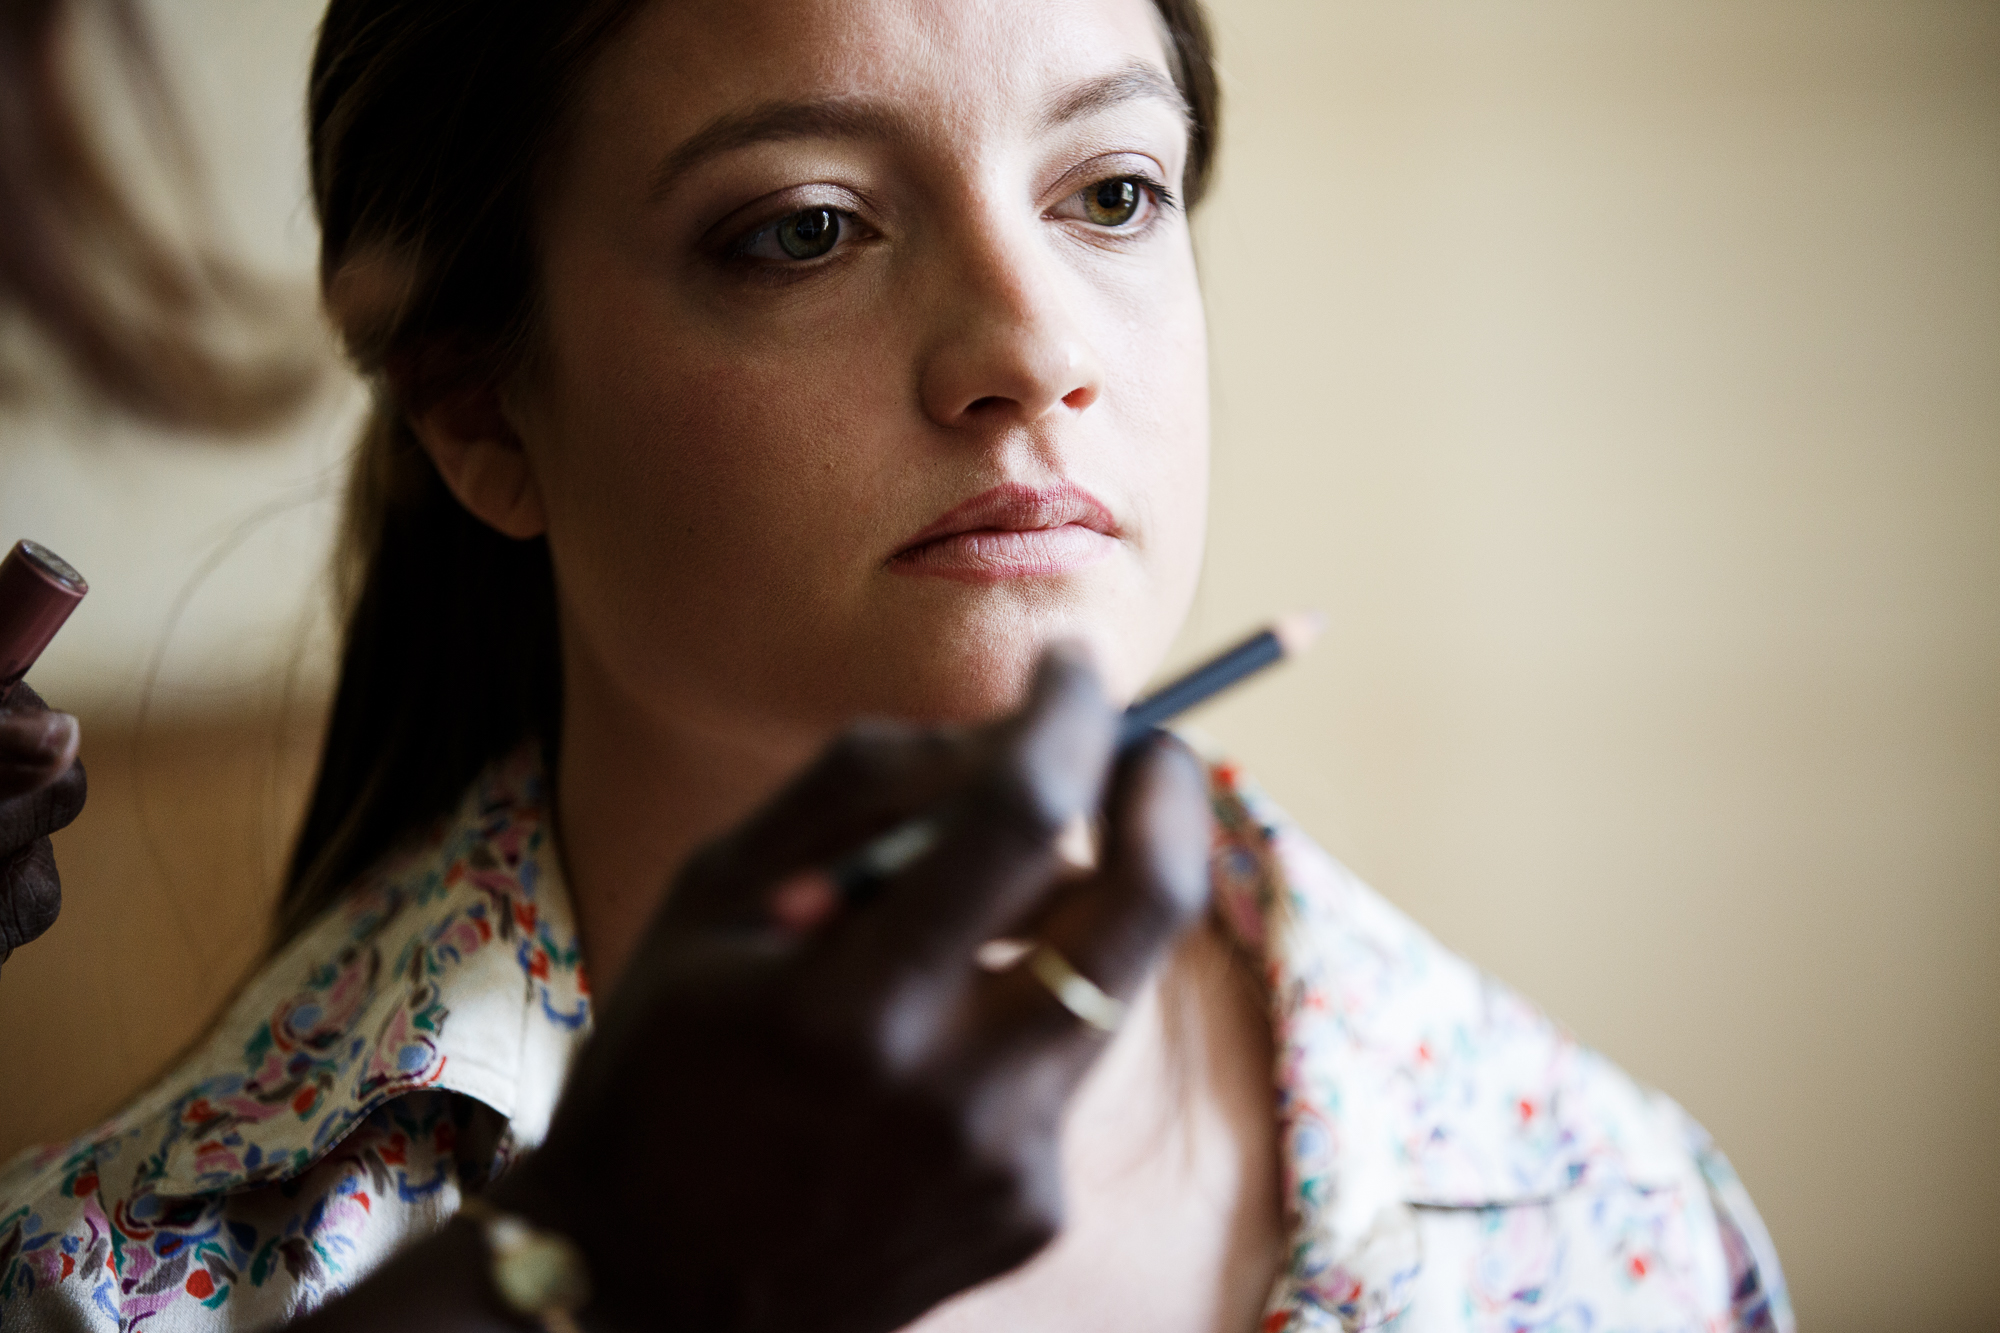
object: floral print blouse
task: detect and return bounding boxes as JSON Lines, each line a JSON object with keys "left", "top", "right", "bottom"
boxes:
{"left": 0, "top": 747, "right": 1791, "bottom": 1332}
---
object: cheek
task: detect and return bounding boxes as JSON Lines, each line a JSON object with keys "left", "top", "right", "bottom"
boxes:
{"left": 526, "top": 262, "right": 911, "bottom": 711}
{"left": 1096, "top": 268, "right": 1212, "bottom": 689}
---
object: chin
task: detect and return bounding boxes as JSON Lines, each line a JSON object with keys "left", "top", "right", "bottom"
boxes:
{"left": 848, "top": 591, "right": 1175, "bottom": 726}
{"left": 920, "top": 643, "right": 1053, "bottom": 724}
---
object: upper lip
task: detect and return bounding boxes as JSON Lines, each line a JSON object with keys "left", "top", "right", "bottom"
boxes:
{"left": 894, "top": 482, "right": 1119, "bottom": 556}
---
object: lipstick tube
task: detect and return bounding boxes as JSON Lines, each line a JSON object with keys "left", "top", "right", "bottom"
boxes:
{"left": 0, "top": 541, "right": 88, "bottom": 705}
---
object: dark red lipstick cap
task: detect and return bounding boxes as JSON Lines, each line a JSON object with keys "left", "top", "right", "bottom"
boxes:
{"left": 0, "top": 540, "right": 88, "bottom": 690}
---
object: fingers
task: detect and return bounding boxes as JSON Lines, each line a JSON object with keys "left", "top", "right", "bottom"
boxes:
{"left": 0, "top": 703, "right": 80, "bottom": 803}
{"left": 0, "top": 746, "right": 85, "bottom": 853}
{"left": 868, "top": 643, "right": 1118, "bottom": 971}
{"left": 967, "top": 732, "right": 1212, "bottom": 1058}
{"left": 0, "top": 687, "right": 82, "bottom": 969}
{"left": 0, "top": 836, "right": 61, "bottom": 965}
{"left": 1040, "top": 732, "right": 1211, "bottom": 997}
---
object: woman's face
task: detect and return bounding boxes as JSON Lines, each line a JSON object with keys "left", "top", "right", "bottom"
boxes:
{"left": 515, "top": 0, "right": 1209, "bottom": 746}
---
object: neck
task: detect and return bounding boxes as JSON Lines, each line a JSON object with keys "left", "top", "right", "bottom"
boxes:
{"left": 554, "top": 653, "right": 819, "bottom": 997}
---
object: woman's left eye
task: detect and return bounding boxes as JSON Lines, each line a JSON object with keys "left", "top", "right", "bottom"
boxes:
{"left": 1083, "top": 178, "right": 1143, "bottom": 226}
{"left": 733, "top": 206, "right": 853, "bottom": 264}
{"left": 1054, "top": 175, "right": 1165, "bottom": 232}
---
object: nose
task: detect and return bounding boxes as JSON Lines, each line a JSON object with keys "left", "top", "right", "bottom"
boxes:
{"left": 916, "top": 219, "right": 1104, "bottom": 431}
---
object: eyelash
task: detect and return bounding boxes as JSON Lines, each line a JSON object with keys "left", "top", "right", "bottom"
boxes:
{"left": 720, "top": 170, "right": 1178, "bottom": 274}
{"left": 725, "top": 207, "right": 867, "bottom": 270}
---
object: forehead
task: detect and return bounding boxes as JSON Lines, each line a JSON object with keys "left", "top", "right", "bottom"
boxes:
{"left": 586, "top": 0, "right": 1178, "bottom": 148}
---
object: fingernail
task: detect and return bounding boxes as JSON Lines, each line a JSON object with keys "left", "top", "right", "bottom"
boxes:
{"left": 0, "top": 711, "right": 77, "bottom": 764}
{"left": 1054, "top": 811, "right": 1098, "bottom": 871}
{"left": 974, "top": 937, "right": 1033, "bottom": 972}
{"left": 767, "top": 870, "right": 840, "bottom": 936}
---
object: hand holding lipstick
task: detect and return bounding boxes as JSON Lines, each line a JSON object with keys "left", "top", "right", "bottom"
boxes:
{"left": 0, "top": 540, "right": 89, "bottom": 971}
{"left": 0, "top": 681, "right": 85, "bottom": 971}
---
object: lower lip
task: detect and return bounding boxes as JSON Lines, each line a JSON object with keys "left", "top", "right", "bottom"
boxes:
{"left": 888, "top": 526, "right": 1116, "bottom": 583}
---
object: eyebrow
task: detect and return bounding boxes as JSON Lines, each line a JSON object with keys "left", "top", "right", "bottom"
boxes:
{"left": 649, "top": 100, "right": 901, "bottom": 199}
{"left": 1039, "top": 60, "right": 1190, "bottom": 132}
{"left": 648, "top": 61, "right": 1191, "bottom": 202}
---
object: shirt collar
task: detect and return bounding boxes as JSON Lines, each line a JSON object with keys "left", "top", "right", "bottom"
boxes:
{"left": 1208, "top": 765, "right": 1693, "bottom": 1332}
{"left": 97, "top": 746, "right": 589, "bottom": 1202}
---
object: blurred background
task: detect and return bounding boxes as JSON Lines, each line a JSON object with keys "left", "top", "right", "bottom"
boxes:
{"left": 0, "top": 1, "right": 1994, "bottom": 1329}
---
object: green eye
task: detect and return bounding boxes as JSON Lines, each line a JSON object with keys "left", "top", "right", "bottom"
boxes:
{"left": 1083, "top": 179, "right": 1141, "bottom": 226}
{"left": 777, "top": 208, "right": 840, "bottom": 259}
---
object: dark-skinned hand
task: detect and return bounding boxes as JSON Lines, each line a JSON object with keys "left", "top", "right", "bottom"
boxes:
{"left": 483, "top": 644, "right": 1215, "bottom": 1333}
{"left": 0, "top": 682, "right": 85, "bottom": 972}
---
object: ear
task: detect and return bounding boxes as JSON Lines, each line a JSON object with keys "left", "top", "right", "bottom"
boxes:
{"left": 409, "top": 384, "right": 548, "bottom": 540}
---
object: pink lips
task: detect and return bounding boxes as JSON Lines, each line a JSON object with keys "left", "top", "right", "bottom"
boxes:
{"left": 889, "top": 482, "right": 1120, "bottom": 582}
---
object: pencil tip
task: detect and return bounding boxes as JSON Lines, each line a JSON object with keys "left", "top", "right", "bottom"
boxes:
{"left": 1272, "top": 610, "right": 1327, "bottom": 657}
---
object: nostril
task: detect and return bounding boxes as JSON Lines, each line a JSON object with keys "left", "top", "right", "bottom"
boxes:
{"left": 966, "top": 395, "right": 1005, "bottom": 415}
{"left": 1061, "top": 384, "right": 1096, "bottom": 410}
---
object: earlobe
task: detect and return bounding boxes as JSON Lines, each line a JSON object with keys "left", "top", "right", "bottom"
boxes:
{"left": 409, "top": 388, "right": 548, "bottom": 540}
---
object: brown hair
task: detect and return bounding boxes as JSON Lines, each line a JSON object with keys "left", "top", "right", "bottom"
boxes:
{"left": 283, "top": 0, "right": 1221, "bottom": 944}
{"left": 0, "top": 0, "right": 318, "bottom": 429}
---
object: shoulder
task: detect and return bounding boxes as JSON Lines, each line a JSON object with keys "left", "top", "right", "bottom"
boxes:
{"left": 1203, "top": 763, "right": 1793, "bottom": 1333}
{"left": 0, "top": 747, "right": 586, "bottom": 1328}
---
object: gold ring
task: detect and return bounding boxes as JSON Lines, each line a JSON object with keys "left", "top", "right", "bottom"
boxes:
{"left": 975, "top": 937, "right": 1126, "bottom": 1032}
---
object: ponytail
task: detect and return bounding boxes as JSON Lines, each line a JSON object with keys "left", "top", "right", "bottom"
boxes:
{"left": 277, "top": 400, "right": 558, "bottom": 943}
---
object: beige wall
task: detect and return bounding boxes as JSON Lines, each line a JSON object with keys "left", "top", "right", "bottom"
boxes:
{"left": 0, "top": 3, "right": 1994, "bottom": 1331}
{"left": 1174, "top": 4, "right": 2000, "bottom": 1329}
